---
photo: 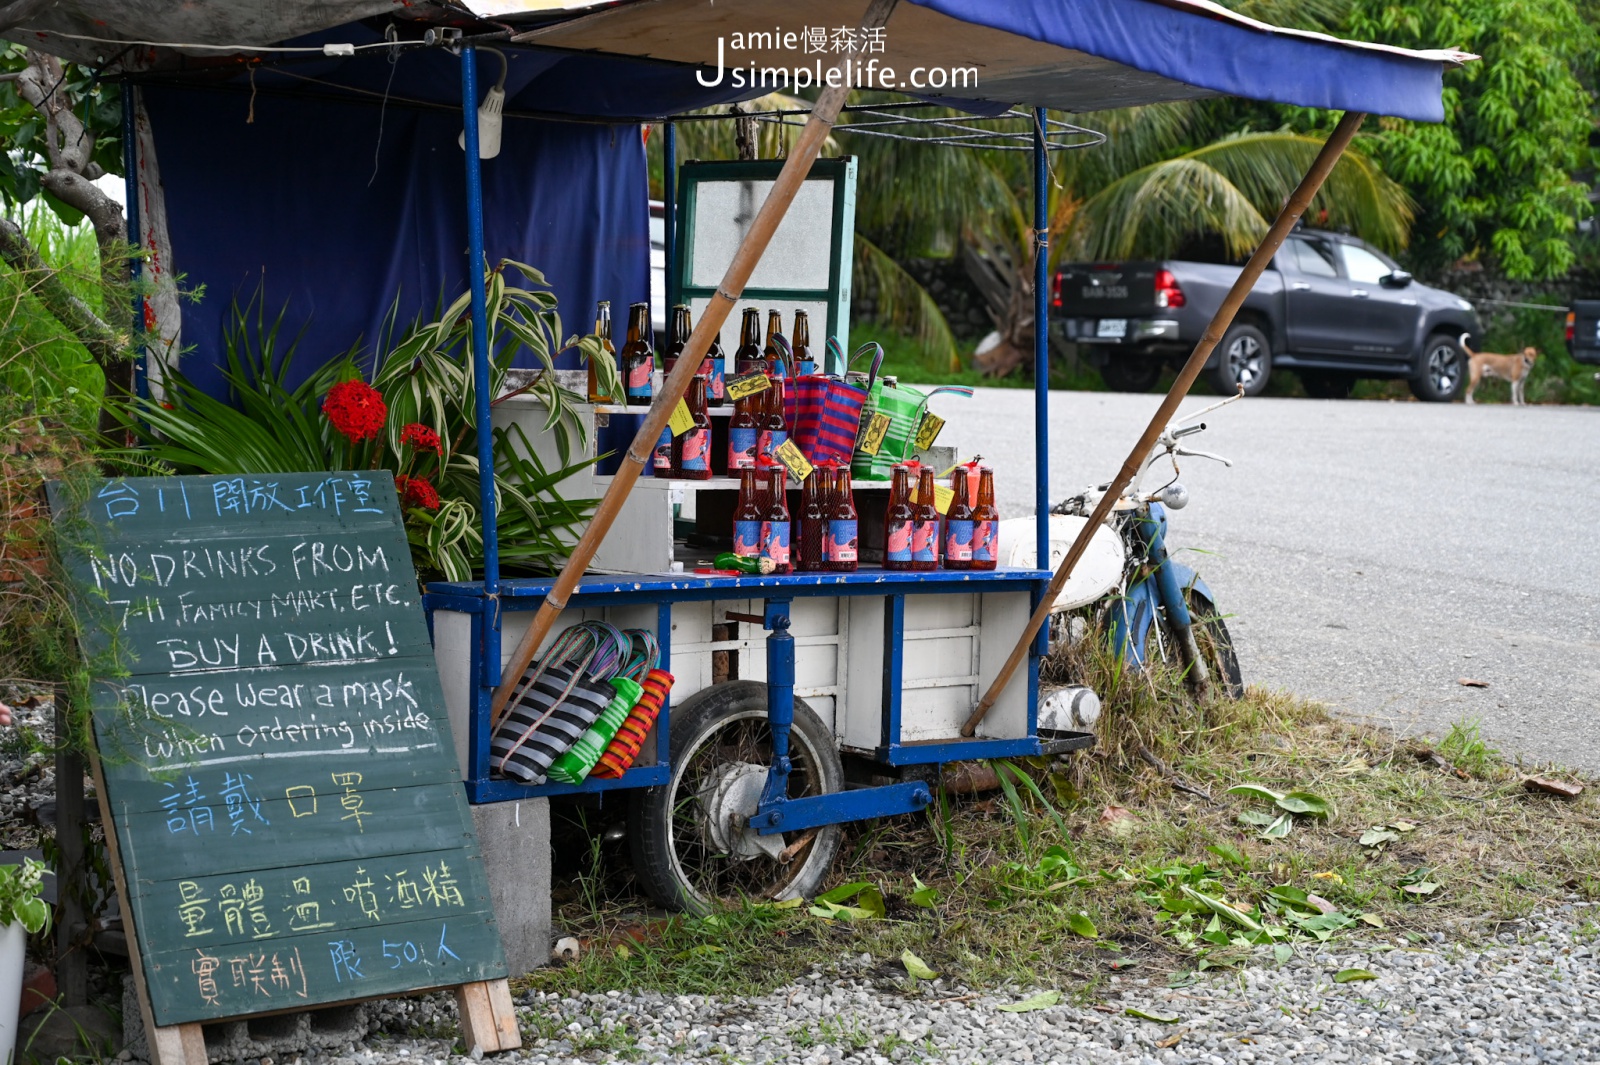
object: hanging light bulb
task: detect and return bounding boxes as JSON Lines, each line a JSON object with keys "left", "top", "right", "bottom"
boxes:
{"left": 459, "top": 47, "right": 508, "bottom": 159}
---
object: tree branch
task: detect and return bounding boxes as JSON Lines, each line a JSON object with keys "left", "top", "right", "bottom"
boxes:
{"left": 0, "top": 0, "right": 54, "bottom": 35}
{"left": 0, "top": 218, "right": 121, "bottom": 365}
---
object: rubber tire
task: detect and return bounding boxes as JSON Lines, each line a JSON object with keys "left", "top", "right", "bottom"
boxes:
{"left": 1408, "top": 333, "right": 1468, "bottom": 402}
{"left": 1100, "top": 358, "right": 1163, "bottom": 393}
{"left": 628, "top": 680, "right": 844, "bottom": 915}
{"left": 1300, "top": 371, "right": 1355, "bottom": 400}
{"left": 1159, "top": 589, "right": 1244, "bottom": 700}
{"left": 1206, "top": 323, "right": 1273, "bottom": 397}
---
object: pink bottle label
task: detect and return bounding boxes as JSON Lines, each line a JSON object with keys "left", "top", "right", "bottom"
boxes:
{"left": 729, "top": 427, "right": 758, "bottom": 469}
{"left": 678, "top": 428, "right": 710, "bottom": 471}
{"left": 652, "top": 427, "right": 673, "bottom": 471}
{"left": 946, "top": 520, "right": 974, "bottom": 561}
{"left": 826, "top": 520, "right": 858, "bottom": 562}
{"left": 733, "top": 521, "right": 762, "bottom": 558}
{"left": 885, "top": 520, "right": 913, "bottom": 563}
{"left": 972, "top": 520, "right": 996, "bottom": 562}
{"left": 625, "top": 360, "right": 652, "bottom": 398}
{"left": 911, "top": 520, "right": 937, "bottom": 562}
{"left": 760, "top": 520, "right": 790, "bottom": 566}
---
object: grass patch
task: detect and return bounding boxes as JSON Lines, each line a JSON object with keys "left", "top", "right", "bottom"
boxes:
{"left": 525, "top": 646, "right": 1598, "bottom": 1004}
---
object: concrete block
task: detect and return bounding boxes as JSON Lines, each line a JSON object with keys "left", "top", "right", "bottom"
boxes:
{"left": 470, "top": 798, "right": 551, "bottom": 977}
{"left": 122, "top": 984, "right": 369, "bottom": 1063}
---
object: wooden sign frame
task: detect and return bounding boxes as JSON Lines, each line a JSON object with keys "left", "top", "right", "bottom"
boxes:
{"left": 49, "top": 473, "right": 522, "bottom": 1064}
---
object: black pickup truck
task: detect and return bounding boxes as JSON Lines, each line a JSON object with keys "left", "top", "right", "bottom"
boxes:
{"left": 1053, "top": 229, "right": 1482, "bottom": 400}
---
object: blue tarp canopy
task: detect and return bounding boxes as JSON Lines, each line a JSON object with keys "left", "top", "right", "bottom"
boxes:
{"left": 6, "top": 0, "right": 1468, "bottom": 394}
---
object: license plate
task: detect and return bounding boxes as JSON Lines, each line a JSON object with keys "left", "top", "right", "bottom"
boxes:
{"left": 1096, "top": 318, "right": 1128, "bottom": 339}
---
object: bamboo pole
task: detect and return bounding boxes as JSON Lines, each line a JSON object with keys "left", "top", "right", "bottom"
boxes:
{"left": 493, "top": 0, "right": 900, "bottom": 721}
{"left": 960, "top": 109, "right": 1368, "bottom": 738}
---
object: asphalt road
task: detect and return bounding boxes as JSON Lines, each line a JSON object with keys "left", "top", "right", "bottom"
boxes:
{"left": 935, "top": 387, "right": 1600, "bottom": 771}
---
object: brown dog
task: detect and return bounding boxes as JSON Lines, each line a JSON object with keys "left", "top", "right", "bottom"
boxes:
{"left": 1460, "top": 333, "right": 1537, "bottom": 405}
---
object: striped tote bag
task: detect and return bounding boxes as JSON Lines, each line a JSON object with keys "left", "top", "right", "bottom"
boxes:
{"left": 491, "top": 664, "right": 614, "bottom": 784}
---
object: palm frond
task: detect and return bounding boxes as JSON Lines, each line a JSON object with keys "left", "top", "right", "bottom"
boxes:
{"left": 853, "top": 235, "right": 961, "bottom": 371}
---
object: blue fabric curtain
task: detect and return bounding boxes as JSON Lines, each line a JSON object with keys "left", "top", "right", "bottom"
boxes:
{"left": 142, "top": 80, "right": 650, "bottom": 398}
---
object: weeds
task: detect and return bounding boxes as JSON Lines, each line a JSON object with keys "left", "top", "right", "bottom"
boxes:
{"left": 1438, "top": 718, "right": 1501, "bottom": 777}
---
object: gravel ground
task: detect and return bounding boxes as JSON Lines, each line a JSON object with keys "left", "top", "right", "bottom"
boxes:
{"left": 308, "top": 911, "right": 1600, "bottom": 1065}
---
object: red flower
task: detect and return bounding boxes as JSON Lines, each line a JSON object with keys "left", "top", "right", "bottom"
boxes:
{"left": 400, "top": 422, "right": 443, "bottom": 455}
{"left": 395, "top": 474, "right": 441, "bottom": 511}
{"left": 322, "top": 379, "right": 387, "bottom": 443}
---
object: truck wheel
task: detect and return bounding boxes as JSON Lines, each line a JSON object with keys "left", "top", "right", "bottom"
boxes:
{"left": 628, "top": 681, "right": 843, "bottom": 915}
{"left": 1100, "top": 359, "right": 1162, "bottom": 392}
{"left": 1300, "top": 371, "right": 1355, "bottom": 399}
{"left": 1206, "top": 323, "right": 1272, "bottom": 396}
{"left": 1408, "top": 333, "right": 1467, "bottom": 402}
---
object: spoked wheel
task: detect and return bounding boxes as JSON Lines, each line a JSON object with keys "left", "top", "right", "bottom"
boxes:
{"left": 1155, "top": 588, "right": 1244, "bottom": 699}
{"left": 629, "top": 681, "right": 843, "bottom": 915}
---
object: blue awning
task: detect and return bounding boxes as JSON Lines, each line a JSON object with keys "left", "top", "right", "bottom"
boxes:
{"left": 514, "top": 0, "right": 1472, "bottom": 122}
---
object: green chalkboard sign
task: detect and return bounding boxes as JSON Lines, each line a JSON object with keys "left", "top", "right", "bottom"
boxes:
{"left": 49, "top": 473, "right": 507, "bottom": 1027}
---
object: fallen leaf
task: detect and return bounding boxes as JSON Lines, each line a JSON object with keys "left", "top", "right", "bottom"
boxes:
{"left": 908, "top": 875, "right": 939, "bottom": 908}
{"left": 1277, "top": 791, "right": 1331, "bottom": 817}
{"left": 1125, "top": 1008, "right": 1180, "bottom": 1024}
{"left": 1334, "top": 968, "right": 1377, "bottom": 983}
{"left": 1100, "top": 805, "right": 1138, "bottom": 837}
{"left": 773, "top": 897, "right": 805, "bottom": 910}
{"left": 1400, "top": 881, "right": 1440, "bottom": 897}
{"left": 1067, "top": 912, "right": 1098, "bottom": 938}
{"left": 1238, "top": 809, "right": 1279, "bottom": 827}
{"left": 1312, "top": 871, "right": 1345, "bottom": 884}
{"left": 1305, "top": 893, "right": 1337, "bottom": 915}
{"left": 1226, "top": 783, "right": 1286, "bottom": 804}
{"left": 1260, "top": 813, "right": 1294, "bottom": 839}
{"left": 1156, "top": 1031, "right": 1187, "bottom": 1049}
{"left": 1091, "top": 1005, "right": 1115, "bottom": 1014}
{"left": 998, "top": 991, "right": 1061, "bottom": 1013}
{"left": 1358, "top": 914, "right": 1386, "bottom": 929}
{"left": 1360, "top": 827, "right": 1402, "bottom": 847}
{"left": 1390, "top": 821, "right": 1417, "bottom": 832}
{"left": 1524, "top": 776, "right": 1584, "bottom": 799}
{"left": 1273, "top": 943, "right": 1293, "bottom": 965}
{"left": 1458, "top": 678, "right": 1490, "bottom": 688}
{"left": 1207, "top": 842, "right": 1249, "bottom": 867}
{"left": 816, "top": 881, "right": 871, "bottom": 904}
{"left": 901, "top": 949, "right": 938, "bottom": 980}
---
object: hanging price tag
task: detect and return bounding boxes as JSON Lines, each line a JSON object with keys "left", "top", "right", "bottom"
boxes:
{"left": 772, "top": 438, "right": 814, "bottom": 483}
{"left": 856, "top": 412, "right": 891, "bottom": 456}
{"left": 933, "top": 483, "right": 955, "bottom": 515}
{"left": 668, "top": 399, "right": 696, "bottom": 437}
{"left": 913, "top": 412, "right": 945, "bottom": 452}
{"left": 726, "top": 372, "right": 772, "bottom": 401}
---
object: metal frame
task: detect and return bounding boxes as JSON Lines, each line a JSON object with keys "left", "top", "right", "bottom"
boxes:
{"left": 674, "top": 157, "right": 857, "bottom": 366}
{"left": 427, "top": 69, "right": 1058, "bottom": 822}
{"left": 423, "top": 566, "right": 1052, "bottom": 805}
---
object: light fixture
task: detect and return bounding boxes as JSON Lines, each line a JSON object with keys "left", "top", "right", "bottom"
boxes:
{"left": 459, "top": 47, "right": 508, "bottom": 159}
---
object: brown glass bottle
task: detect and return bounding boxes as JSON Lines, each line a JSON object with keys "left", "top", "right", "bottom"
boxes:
{"left": 797, "top": 470, "right": 828, "bottom": 573}
{"left": 673, "top": 376, "right": 712, "bottom": 480}
{"left": 621, "top": 301, "right": 653, "bottom": 405}
{"left": 943, "top": 469, "right": 975, "bottom": 570}
{"left": 662, "top": 303, "right": 688, "bottom": 377}
{"left": 883, "top": 464, "right": 915, "bottom": 571}
{"left": 758, "top": 377, "right": 788, "bottom": 462}
{"left": 826, "top": 467, "right": 858, "bottom": 572}
{"left": 728, "top": 390, "right": 759, "bottom": 471}
{"left": 587, "top": 300, "right": 615, "bottom": 403}
{"left": 732, "top": 467, "right": 764, "bottom": 561}
{"left": 705, "top": 327, "right": 729, "bottom": 407}
{"left": 734, "top": 308, "right": 765, "bottom": 376}
{"left": 760, "top": 466, "right": 792, "bottom": 574}
{"left": 791, "top": 310, "right": 814, "bottom": 374}
{"left": 763, "top": 309, "right": 786, "bottom": 368}
{"left": 971, "top": 466, "right": 999, "bottom": 570}
{"left": 911, "top": 466, "right": 939, "bottom": 571}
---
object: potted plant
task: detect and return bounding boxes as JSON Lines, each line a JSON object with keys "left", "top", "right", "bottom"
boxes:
{"left": 0, "top": 858, "right": 51, "bottom": 1065}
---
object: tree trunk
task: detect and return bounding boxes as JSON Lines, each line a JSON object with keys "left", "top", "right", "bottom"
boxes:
{"left": 14, "top": 49, "right": 134, "bottom": 442}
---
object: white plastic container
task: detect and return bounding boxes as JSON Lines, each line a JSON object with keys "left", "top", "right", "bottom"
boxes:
{"left": 0, "top": 920, "right": 26, "bottom": 1065}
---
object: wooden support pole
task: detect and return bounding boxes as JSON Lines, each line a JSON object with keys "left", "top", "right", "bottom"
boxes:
{"left": 961, "top": 110, "right": 1368, "bottom": 738}
{"left": 492, "top": 0, "right": 899, "bottom": 721}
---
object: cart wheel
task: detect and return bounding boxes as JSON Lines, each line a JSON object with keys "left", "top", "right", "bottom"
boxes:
{"left": 628, "top": 680, "right": 844, "bottom": 915}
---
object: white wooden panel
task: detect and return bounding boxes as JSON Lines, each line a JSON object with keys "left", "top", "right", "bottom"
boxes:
{"left": 975, "top": 591, "right": 1032, "bottom": 741}
{"left": 903, "top": 593, "right": 978, "bottom": 631}
{"left": 900, "top": 684, "right": 979, "bottom": 741}
{"left": 841, "top": 596, "right": 885, "bottom": 750}
{"left": 795, "top": 643, "right": 839, "bottom": 690}
{"left": 789, "top": 597, "right": 842, "bottom": 638}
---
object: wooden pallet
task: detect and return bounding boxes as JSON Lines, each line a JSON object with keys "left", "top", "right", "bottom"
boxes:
{"left": 92, "top": 755, "right": 521, "bottom": 1065}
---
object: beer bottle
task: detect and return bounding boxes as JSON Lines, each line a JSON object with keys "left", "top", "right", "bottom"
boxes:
{"left": 587, "top": 300, "right": 615, "bottom": 403}
{"left": 943, "top": 469, "right": 975, "bottom": 570}
{"left": 826, "top": 467, "right": 858, "bottom": 572}
{"left": 662, "top": 304, "right": 688, "bottom": 377}
{"left": 621, "top": 302, "right": 653, "bottom": 404}
{"left": 732, "top": 467, "right": 764, "bottom": 561}
{"left": 971, "top": 466, "right": 999, "bottom": 570}
{"left": 759, "top": 376, "right": 788, "bottom": 462}
{"left": 760, "top": 465, "right": 792, "bottom": 574}
{"left": 728, "top": 387, "right": 759, "bottom": 471}
{"left": 763, "top": 309, "right": 787, "bottom": 368}
{"left": 911, "top": 465, "right": 939, "bottom": 571}
{"left": 792, "top": 310, "right": 814, "bottom": 376}
{"left": 797, "top": 469, "right": 828, "bottom": 573}
{"left": 883, "top": 464, "right": 915, "bottom": 571}
{"left": 700, "top": 313, "right": 727, "bottom": 407}
{"left": 734, "top": 307, "right": 765, "bottom": 376}
{"left": 673, "top": 376, "right": 712, "bottom": 480}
